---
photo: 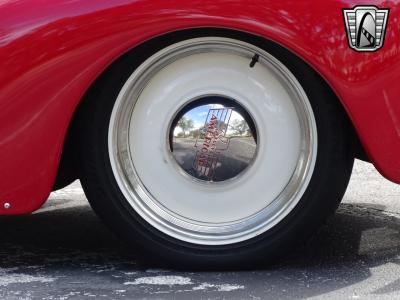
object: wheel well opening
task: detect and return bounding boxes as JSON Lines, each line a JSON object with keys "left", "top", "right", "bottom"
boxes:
{"left": 53, "top": 27, "right": 367, "bottom": 191}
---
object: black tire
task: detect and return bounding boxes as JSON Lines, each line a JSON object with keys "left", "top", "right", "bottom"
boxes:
{"left": 77, "top": 29, "right": 354, "bottom": 269}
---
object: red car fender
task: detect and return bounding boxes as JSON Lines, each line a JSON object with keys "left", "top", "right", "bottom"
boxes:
{"left": 0, "top": 0, "right": 399, "bottom": 215}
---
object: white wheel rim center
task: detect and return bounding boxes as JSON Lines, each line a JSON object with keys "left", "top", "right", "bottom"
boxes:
{"left": 108, "top": 37, "right": 318, "bottom": 245}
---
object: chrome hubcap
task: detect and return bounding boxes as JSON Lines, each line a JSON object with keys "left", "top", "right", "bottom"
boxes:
{"left": 169, "top": 96, "right": 258, "bottom": 183}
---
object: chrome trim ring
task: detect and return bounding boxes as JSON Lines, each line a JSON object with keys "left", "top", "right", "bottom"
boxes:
{"left": 108, "top": 37, "right": 318, "bottom": 245}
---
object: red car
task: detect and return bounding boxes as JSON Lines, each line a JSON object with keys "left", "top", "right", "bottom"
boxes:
{"left": 1, "top": 0, "right": 399, "bottom": 267}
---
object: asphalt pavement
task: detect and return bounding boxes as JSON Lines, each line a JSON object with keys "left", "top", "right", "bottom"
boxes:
{"left": 1, "top": 160, "right": 400, "bottom": 299}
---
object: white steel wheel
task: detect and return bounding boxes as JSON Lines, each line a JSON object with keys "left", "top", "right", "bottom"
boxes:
{"left": 108, "top": 37, "right": 317, "bottom": 245}
{"left": 78, "top": 31, "right": 354, "bottom": 267}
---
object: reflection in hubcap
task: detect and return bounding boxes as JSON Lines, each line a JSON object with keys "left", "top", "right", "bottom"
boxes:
{"left": 169, "top": 96, "right": 257, "bottom": 182}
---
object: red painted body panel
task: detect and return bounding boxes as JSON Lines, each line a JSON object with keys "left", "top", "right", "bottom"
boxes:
{"left": 0, "top": 0, "right": 399, "bottom": 215}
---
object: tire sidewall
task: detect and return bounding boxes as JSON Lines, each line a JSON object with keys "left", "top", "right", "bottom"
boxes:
{"left": 78, "top": 29, "right": 354, "bottom": 268}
